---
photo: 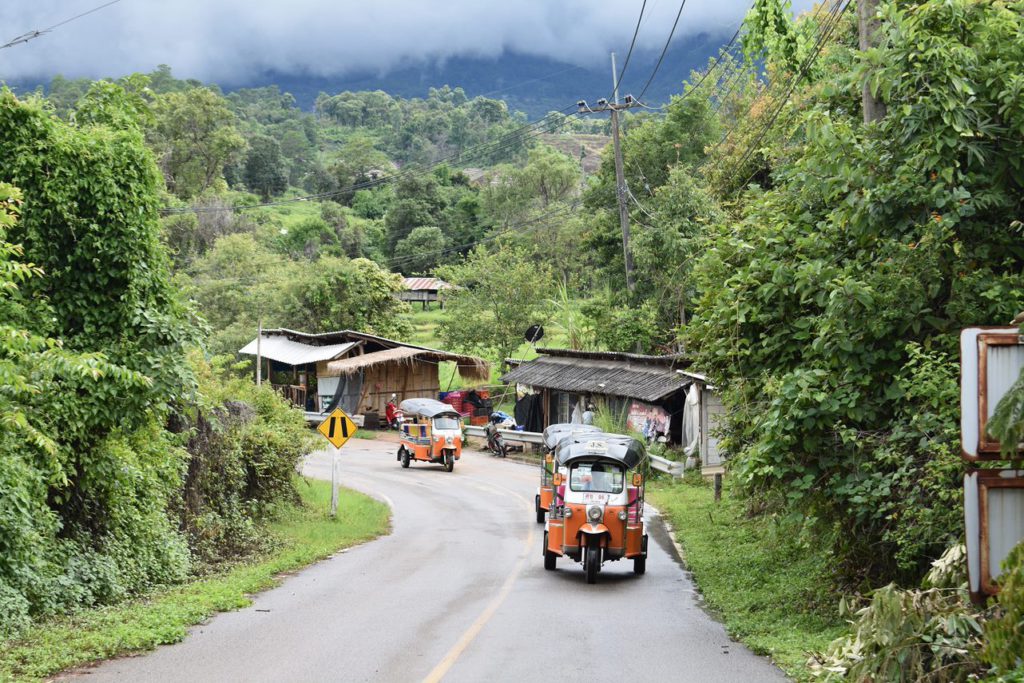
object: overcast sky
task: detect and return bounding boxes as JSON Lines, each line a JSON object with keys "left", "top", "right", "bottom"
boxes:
{"left": 0, "top": 0, "right": 816, "bottom": 84}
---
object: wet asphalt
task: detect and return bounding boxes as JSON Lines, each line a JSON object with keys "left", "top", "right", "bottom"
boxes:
{"left": 71, "top": 437, "right": 788, "bottom": 683}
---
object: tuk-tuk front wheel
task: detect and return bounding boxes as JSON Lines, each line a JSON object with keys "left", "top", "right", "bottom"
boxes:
{"left": 585, "top": 542, "right": 600, "bottom": 584}
{"left": 443, "top": 452, "right": 454, "bottom": 472}
{"left": 543, "top": 532, "right": 557, "bottom": 570}
{"left": 633, "top": 533, "right": 648, "bottom": 575}
{"left": 400, "top": 448, "right": 410, "bottom": 468}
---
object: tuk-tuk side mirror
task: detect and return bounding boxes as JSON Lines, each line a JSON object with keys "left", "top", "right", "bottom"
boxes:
{"left": 632, "top": 473, "right": 643, "bottom": 487}
{"left": 553, "top": 473, "right": 563, "bottom": 486}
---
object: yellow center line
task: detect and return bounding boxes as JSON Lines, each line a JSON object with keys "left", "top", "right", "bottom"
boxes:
{"left": 421, "top": 488, "right": 535, "bottom": 683}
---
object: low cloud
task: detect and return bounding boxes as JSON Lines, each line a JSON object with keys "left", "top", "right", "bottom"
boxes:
{"left": 1, "top": 0, "right": 816, "bottom": 83}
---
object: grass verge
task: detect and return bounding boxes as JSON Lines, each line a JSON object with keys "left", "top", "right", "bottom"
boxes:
{"left": 0, "top": 478, "right": 390, "bottom": 682}
{"left": 648, "top": 476, "right": 845, "bottom": 680}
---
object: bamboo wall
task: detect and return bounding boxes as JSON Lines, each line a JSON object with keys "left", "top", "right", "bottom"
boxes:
{"left": 316, "top": 360, "right": 440, "bottom": 415}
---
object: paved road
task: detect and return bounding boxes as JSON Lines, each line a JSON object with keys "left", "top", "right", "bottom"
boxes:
{"left": 76, "top": 438, "right": 787, "bottom": 682}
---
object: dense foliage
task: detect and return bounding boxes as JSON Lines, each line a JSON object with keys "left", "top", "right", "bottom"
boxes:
{"left": 0, "top": 89, "right": 312, "bottom": 638}
{"left": 685, "top": 0, "right": 1024, "bottom": 584}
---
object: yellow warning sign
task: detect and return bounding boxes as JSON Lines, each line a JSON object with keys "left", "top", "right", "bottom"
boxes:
{"left": 317, "top": 408, "right": 357, "bottom": 449}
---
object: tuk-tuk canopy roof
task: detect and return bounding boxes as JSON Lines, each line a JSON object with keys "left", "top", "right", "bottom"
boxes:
{"left": 556, "top": 434, "right": 647, "bottom": 470}
{"left": 542, "top": 423, "right": 604, "bottom": 450}
{"left": 400, "top": 398, "right": 461, "bottom": 419}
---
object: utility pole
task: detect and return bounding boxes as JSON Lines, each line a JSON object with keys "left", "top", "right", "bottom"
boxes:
{"left": 580, "top": 53, "right": 641, "bottom": 294}
{"left": 858, "top": 0, "right": 887, "bottom": 123}
{"left": 256, "top": 316, "right": 263, "bottom": 386}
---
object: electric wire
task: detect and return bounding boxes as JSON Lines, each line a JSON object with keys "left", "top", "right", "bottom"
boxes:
{"left": 163, "top": 105, "right": 581, "bottom": 215}
{"left": 727, "top": 0, "right": 851, "bottom": 188}
{"left": 614, "top": 0, "right": 648, "bottom": 93}
{"left": 1, "top": 0, "right": 121, "bottom": 49}
{"left": 384, "top": 201, "right": 579, "bottom": 269}
{"left": 702, "top": 0, "right": 836, "bottom": 163}
{"left": 634, "top": 0, "right": 688, "bottom": 101}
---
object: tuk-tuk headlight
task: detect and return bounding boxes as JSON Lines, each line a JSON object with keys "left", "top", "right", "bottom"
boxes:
{"left": 446, "top": 435, "right": 454, "bottom": 445}
{"left": 564, "top": 507, "right": 573, "bottom": 517}
{"left": 587, "top": 505, "right": 603, "bottom": 522}
{"left": 618, "top": 510, "right": 628, "bottom": 521}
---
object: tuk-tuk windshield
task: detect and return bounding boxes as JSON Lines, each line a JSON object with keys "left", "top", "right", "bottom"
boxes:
{"left": 432, "top": 416, "right": 460, "bottom": 431}
{"left": 569, "top": 462, "right": 624, "bottom": 494}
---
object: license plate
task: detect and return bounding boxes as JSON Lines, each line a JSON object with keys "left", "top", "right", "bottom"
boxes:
{"left": 582, "top": 493, "right": 609, "bottom": 504}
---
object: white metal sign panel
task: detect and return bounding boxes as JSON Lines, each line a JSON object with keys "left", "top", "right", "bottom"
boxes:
{"left": 960, "top": 327, "right": 1024, "bottom": 459}
{"left": 965, "top": 469, "right": 1024, "bottom": 598}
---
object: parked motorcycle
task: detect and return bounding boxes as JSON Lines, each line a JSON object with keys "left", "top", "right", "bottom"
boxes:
{"left": 385, "top": 395, "right": 405, "bottom": 430}
{"left": 484, "top": 415, "right": 508, "bottom": 458}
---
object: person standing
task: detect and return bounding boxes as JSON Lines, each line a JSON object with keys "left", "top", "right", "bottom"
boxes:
{"left": 582, "top": 403, "right": 596, "bottom": 426}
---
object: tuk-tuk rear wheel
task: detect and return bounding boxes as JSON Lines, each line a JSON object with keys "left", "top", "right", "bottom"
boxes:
{"left": 543, "top": 532, "right": 556, "bottom": 570}
{"left": 585, "top": 543, "right": 600, "bottom": 584}
{"left": 400, "top": 448, "right": 410, "bottom": 468}
{"left": 535, "top": 496, "right": 545, "bottom": 524}
{"left": 633, "top": 555, "right": 646, "bottom": 575}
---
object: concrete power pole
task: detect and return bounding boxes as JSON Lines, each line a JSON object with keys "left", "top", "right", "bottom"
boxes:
{"left": 858, "top": 0, "right": 887, "bottom": 123}
{"left": 585, "top": 53, "right": 640, "bottom": 294}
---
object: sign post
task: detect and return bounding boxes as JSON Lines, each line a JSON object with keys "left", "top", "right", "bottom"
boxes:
{"left": 316, "top": 408, "right": 358, "bottom": 518}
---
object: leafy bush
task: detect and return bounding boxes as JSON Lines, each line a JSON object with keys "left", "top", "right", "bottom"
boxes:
{"left": 811, "top": 546, "right": 985, "bottom": 682}
{"left": 984, "top": 543, "right": 1024, "bottom": 673}
{"left": 686, "top": 0, "right": 1024, "bottom": 584}
{"left": 177, "top": 355, "right": 315, "bottom": 566}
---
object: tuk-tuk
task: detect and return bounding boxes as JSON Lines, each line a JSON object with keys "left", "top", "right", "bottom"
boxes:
{"left": 535, "top": 424, "right": 603, "bottom": 524}
{"left": 396, "top": 398, "right": 463, "bottom": 472}
{"left": 543, "top": 436, "right": 649, "bottom": 583}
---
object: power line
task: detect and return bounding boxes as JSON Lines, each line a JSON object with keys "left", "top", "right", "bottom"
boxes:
{"left": 727, "top": 0, "right": 853, "bottom": 193}
{"left": 703, "top": 0, "right": 836, "bottom": 163}
{"left": 615, "top": 0, "right": 648, "bottom": 91}
{"left": 635, "top": 0, "right": 689, "bottom": 101}
{"left": 1, "top": 0, "right": 120, "bottom": 49}
{"left": 385, "top": 202, "right": 579, "bottom": 269}
{"left": 164, "top": 105, "right": 581, "bottom": 215}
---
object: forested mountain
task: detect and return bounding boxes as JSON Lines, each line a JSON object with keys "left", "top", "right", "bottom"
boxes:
{"left": 222, "top": 40, "right": 724, "bottom": 119}
{"left": 7, "top": 39, "right": 727, "bottom": 120}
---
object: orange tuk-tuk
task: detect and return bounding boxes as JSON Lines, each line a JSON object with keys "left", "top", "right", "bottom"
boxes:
{"left": 543, "top": 435, "right": 649, "bottom": 583}
{"left": 535, "top": 423, "right": 603, "bottom": 524}
{"left": 396, "top": 398, "right": 463, "bottom": 472}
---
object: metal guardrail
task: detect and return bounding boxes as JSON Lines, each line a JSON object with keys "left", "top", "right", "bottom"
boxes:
{"left": 649, "top": 453, "right": 686, "bottom": 477}
{"left": 464, "top": 426, "right": 685, "bottom": 477}
{"left": 464, "top": 425, "right": 544, "bottom": 445}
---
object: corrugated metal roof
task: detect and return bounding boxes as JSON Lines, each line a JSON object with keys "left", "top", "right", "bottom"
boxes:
{"left": 401, "top": 277, "right": 452, "bottom": 291}
{"left": 535, "top": 347, "right": 688, "bottom": 365}
{"left": 238, "top": 337, "right": 357, "bottom": 366}
{"left": 501, "top": 355, "right": 687, "bottom": 403}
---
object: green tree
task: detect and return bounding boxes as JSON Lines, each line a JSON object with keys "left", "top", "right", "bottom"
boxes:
{"left": 243, "top": 134, "right": 288, "bottom": 200}
{"left": 438, "top": 246, "right": 554, "bottom": 367}
{"left": 280, "top": 256, "right": 411, "bottom": 338}
{"left": 394, "top": 226, "right": 447, "bottom": 275}
{"left": 189, "top": 233, "right": 288, "bottom": 355}
{"left": 686, "top": 0, "right": 1024, "bottom": 582}
{"left": 0, "top": 90, "right": 197, "bottom": 624}
{"left": 149, "top": 88, "right": 247, "bottom": 198}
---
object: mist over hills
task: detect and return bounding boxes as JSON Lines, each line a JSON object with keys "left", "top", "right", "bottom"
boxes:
{"left": 225, "top": 39, "right": 722, "bottom": 118}
{"left": 7, "top": 37, "right": 725, "bottom": 120}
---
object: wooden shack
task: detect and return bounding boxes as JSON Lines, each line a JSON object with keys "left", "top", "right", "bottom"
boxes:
{"left": 240, "top": 329, "right": 489, "bottom": 418}
{"left": 397, "top": 277, "right": 453, "bottom": 309}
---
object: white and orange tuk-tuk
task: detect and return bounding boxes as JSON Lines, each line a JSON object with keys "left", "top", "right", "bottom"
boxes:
{"left": 543, "top": 436, "right": 649, "bottom": 583}
{"left": 396, "top": 398, "right": 463, "bottom": 472}
{"left": 535, "top": 423, "right": 603, "bottom": 524}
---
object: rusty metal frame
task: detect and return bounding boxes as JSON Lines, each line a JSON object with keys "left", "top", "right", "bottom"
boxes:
{"left": 976, "top": 469, "right": 1024, "bottom": 597}
{"left": 977, "top": 333, "right": 1024, "bottom": 457}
